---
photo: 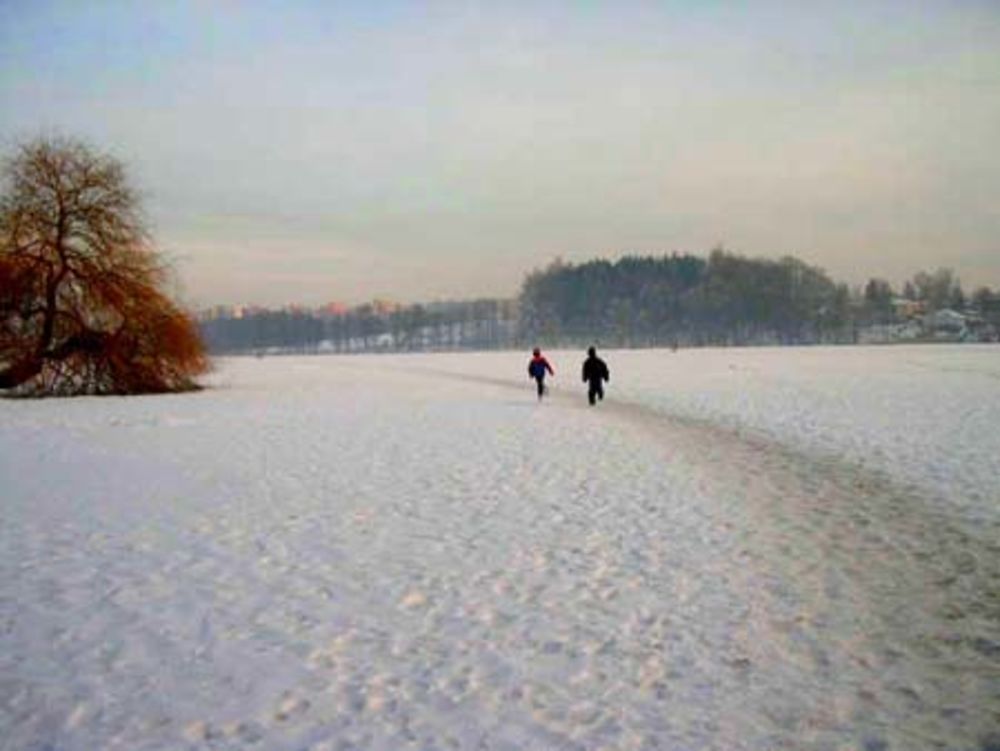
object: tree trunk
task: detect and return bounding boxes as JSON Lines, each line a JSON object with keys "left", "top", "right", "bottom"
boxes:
{"left": 0, "top": 330, "right": 106, "bottom": 391}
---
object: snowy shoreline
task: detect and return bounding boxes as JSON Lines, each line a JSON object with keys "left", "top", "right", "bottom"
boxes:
{"left": 2, "top": 346, "right": 998, "bottom": 750}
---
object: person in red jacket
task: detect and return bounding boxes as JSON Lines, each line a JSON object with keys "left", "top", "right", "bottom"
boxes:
{"left": 527, "top": 347, "right": 555, "bottom": 400}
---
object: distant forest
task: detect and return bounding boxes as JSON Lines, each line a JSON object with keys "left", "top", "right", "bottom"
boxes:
{"left": 200, "top": 249, "right": 1000, "bottom": 353}
{"left": 201, "top": 299, "right": 520, "bottom": 355}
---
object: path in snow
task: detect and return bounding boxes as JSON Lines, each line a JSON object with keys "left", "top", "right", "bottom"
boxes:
{"left": 1, "top": 351, "right": 998, "bottom": 751}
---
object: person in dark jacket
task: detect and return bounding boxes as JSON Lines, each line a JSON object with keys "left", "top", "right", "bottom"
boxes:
{"left": 527, "top": 348, "right": 555, "bottom": 400}
{"left": 581, "top": 346, "right": 609, "bottom": 405}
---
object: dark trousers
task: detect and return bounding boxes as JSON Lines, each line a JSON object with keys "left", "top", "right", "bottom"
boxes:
{"left": 587, "top": 380, "right": 604, "bottom": 405}
{"left": 534, "top": 377, "right": 545, "bottom": 398}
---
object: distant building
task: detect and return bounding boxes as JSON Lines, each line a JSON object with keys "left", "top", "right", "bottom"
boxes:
{"left": 199, "top": 304, "right": 246, "bottom": 321}
{"left": 891, "top": 297, "right": 925, "bottom": 320}
{"left": 318, "top": 302, "right": 348, "bottom": 317}
{"left": 956, "top": 311, "right": 997, "bottom": 342}
{"left": 372, "top": 299, "right": 400, "bottom": 316}
{"left": 925, "top": 308, "right": 966, "bottom": 335}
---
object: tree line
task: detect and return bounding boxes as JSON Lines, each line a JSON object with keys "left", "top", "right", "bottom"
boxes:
{"left": 518, "top": 251, "right": 1000, "bottom": 347}
{"left": 519, "top": 251, "right": 849, "bottom": 347}
{"left": 200, "top": 299, "right": 520, "bottom": 354}
{"left": 201, "top": 252, "right": 1000, "bottom": 355}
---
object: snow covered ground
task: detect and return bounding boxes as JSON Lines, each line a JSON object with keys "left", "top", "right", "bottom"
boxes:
{"left": 1, "top": 345, "right": 998, "bottom": 751}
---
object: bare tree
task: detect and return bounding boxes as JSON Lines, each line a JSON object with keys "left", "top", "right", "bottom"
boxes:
{"left": 0, "top": 136, "right": 208, "bottom": 395}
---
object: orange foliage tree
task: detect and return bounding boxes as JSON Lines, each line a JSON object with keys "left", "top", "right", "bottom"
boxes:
{"left": 0, "top": 137, "right": 208, "bottom": 395}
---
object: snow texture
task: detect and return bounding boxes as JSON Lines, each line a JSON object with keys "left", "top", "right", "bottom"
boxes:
{"left": 2, "top": 345, "right": 998, "bottom": 751}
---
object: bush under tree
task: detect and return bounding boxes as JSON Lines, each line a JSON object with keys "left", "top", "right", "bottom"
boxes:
{"left": 0, "top": 137, "right": 208, "bottom": 396}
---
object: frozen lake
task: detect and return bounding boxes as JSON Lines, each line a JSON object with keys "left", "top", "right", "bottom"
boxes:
{"left": 2, "top": 345, "right": 998, "bottom": 750}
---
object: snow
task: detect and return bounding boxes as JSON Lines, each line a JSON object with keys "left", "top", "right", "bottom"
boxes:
{"left": 1, "top": 345, "right": 998, "bottom": 750}
{"left": 608, "top": 345, "right": 1000, "bottom": 522}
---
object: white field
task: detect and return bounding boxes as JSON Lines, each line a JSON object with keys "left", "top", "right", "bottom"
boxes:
{"left": 1, "top": 345, "right": 998, "bottom": 751}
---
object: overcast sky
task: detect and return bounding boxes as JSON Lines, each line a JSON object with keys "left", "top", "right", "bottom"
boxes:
{"left": 2, "top": 1, "right": 999, "bottom": 307}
